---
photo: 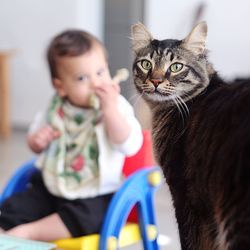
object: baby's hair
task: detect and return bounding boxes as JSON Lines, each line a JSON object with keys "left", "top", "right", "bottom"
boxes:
{"left": 47, "top": 29, "right": 107, "bottom": 79}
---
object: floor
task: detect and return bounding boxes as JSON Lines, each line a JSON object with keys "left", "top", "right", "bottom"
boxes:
{"left": 0, "top": 130, "right": 181, "bottom": 250}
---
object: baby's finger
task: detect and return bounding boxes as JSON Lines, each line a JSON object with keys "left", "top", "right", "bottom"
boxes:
{"left": 33, "top": 136, "right": 47, "bottom": 149}
{"left": 52, "top": 130, "right": 61, "bottom": 138}
{"left": 44, "top": 126, "right": 58, "bottom": 138}
{"left": 94, "top": 87, "right": 107, "bottom": 98}
{"left": 37, "top": 133, "right": 49, "bottom": 144}
{"left": 41, "top": 130, "right": 53, "bottom": 142}
{"left": 113, "top": 82, "right": 120, "bottom": 93}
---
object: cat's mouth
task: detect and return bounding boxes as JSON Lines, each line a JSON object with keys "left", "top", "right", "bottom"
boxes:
{"left": 155, "top": 88, "right": 164, "bottom": 94}
{"left": 143, "top": 87, "right": 173, "bottom": 102}
{"left": 143, "top": 87, "right": 165, "bottom": 95}
{"left": 154, "top": 87, "right": 171, "bottom": 97}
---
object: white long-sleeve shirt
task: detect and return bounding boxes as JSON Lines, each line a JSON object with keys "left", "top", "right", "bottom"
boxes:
{"left": 30, "top": 95, "right": 143, "bottom": 199}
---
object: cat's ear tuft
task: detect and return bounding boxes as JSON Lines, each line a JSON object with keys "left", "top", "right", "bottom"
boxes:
{"left": 131, "top": 23, "right": 153, "bottom": 53}
{"left": 183, "top": 21, "right": 207, "bottom": 55}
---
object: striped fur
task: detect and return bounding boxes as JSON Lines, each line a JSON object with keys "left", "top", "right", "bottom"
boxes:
{"left": 131, "top": 22, "right": 250, "bottom": 250}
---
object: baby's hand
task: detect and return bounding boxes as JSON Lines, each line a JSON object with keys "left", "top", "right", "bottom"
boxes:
{"left": 89, "top": 68, "right": 129, "bottom": 110}
{"left": 94, "top": 80, "right": 120, "bottom": 112}
{"left": 27, "top": 125, "right": 60, "bottom": 153}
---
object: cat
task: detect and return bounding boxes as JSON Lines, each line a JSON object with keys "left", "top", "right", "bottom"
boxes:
{"left": 131, "top": 21, "right": 250, "bottom": 250}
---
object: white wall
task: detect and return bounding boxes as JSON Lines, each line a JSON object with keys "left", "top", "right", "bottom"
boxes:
{"left": 145, "top": 0, "right": 250, "bottom": 80}
{"left": 0, "top": 0, "right": 103, "bottom": 127}
{"left": 2, "top": 0, "right": 250, "bottom": 127}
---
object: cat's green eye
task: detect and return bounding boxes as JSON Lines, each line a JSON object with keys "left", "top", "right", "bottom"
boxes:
{"left": 141, "top": 60, "right": 152, "bottom": 70}
{"left": 170, "top": 63, "right": 183, "bottom": 73}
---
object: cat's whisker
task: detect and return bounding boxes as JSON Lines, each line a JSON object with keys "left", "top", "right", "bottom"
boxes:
{"left": 172, "top": 95, "right": 185, "bottom": 126}
{"left": 164, "top": 86, "right": 176, "bottom": 90}
{"left": 172, "top": 94, "right": 186, "bottom": 117}
{"left": 129, "top": 93, "right": 141, "bottom": 103}
{"left": 131, "top": 92, "right": 143, "bottom": 108}
{"left": 175, "top": 95, "right": 189, "bottom": 117}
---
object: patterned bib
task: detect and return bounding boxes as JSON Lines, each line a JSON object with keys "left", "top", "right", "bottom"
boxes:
{"left": 36, "top": 95, "right": 101, "bottom": 194}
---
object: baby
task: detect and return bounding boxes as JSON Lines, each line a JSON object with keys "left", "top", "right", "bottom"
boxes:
{"left": 0, "top": 29, "right": 143, "bottom": 241}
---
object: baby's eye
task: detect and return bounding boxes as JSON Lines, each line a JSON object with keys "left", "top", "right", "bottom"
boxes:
{"left": 169, "top": 63, "right": 183, "bottom": 73}
{"left": 97, "top": 69, "right": 105, "bottom": 76}
{"left": 77, "top": 75, "right": 87, "bottom": 81}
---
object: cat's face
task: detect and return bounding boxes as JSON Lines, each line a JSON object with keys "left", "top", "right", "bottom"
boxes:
{"left": 131, "top": 22, "right": 212, "bottom": 105}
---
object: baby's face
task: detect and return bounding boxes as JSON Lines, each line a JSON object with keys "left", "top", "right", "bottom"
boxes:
{"left": 54, "top": 45, "right": 111, "bottom": 108}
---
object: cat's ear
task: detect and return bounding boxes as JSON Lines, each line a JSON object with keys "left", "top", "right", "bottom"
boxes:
{"left": 182, "top": 21, "right": 207, "bottom": 55}
{"left": 131, "top": 22, "right": 153, "bottom": 53}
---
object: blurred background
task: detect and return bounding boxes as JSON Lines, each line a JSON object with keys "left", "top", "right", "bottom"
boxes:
{"left": 0, "top": 0, "right": 249, "bottom": 249}
{"left": 1, "top": 0, "right": 250, "bottom": 130}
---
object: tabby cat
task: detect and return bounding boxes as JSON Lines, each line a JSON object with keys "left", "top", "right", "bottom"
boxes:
{"left": 131, "top": 21, "right": 250, "bottom": 250}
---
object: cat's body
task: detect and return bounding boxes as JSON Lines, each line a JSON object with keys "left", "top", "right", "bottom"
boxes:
{"left": 131, "top": 22, "right": 250, "bottom": 250}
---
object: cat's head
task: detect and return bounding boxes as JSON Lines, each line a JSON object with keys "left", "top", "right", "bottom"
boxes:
{"left": 131, "top": 21, "right": 214, "bottom": 104}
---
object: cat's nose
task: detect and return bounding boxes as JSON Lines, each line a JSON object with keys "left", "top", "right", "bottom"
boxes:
{"left": 151, "top": 78, "right": 163, "bottom": 87}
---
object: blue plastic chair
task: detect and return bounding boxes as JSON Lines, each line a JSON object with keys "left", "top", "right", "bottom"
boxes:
{"left": 0, "top": 160, "right": 162, "bottom": 250}
{"left": 0, "top": 159, "right": 37, "bottom": 205}
{"left": 99, "top": 167, "right": 162, "bottom": 250}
